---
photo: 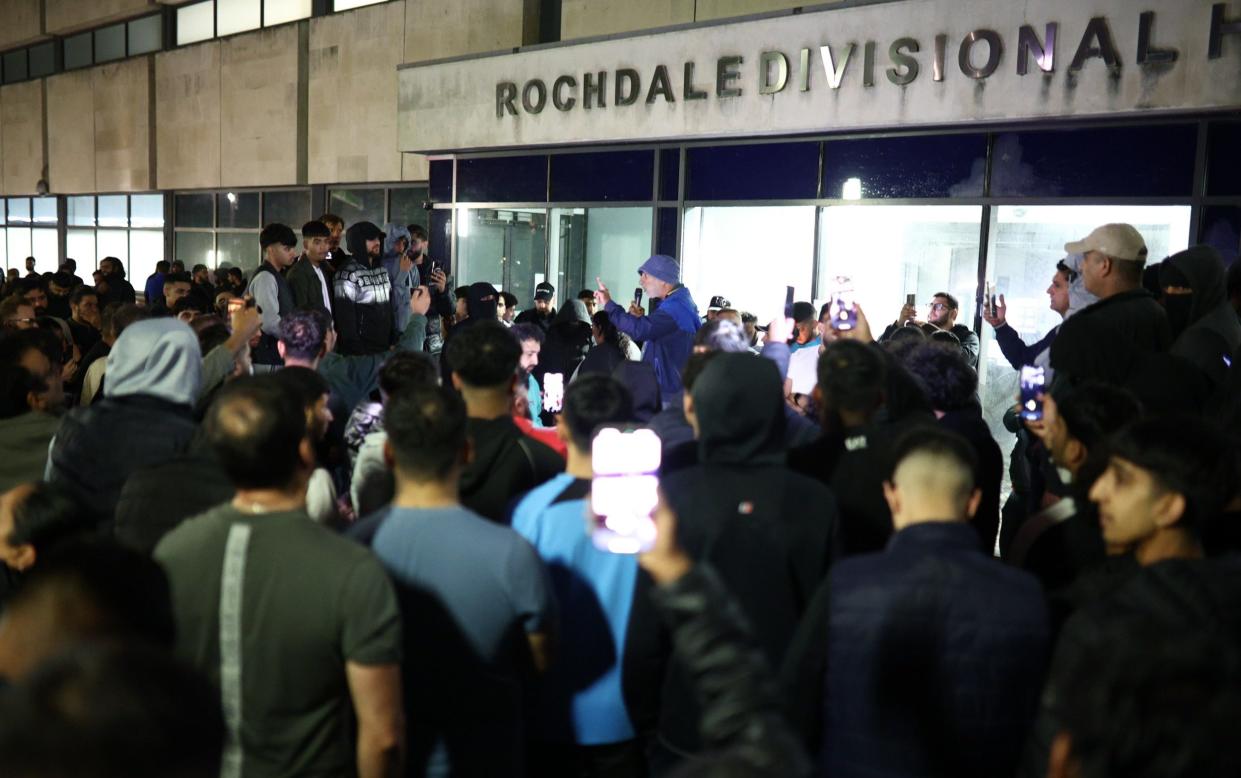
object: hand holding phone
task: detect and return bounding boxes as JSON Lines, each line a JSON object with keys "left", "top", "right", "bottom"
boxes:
{"left": 591, "top": 427, "right": 661, "bottom": 555}
{"left": 1019, "top": 365, "right": 1045, "bottom": 421}
{"left": 784, "top": 286, "right": 795, "bottom": 319}
{"left": 542, "top": 373, "right": 565, "bottom": 414}
{"left": 829, "top": 277, "right": 858, "bottom": 332}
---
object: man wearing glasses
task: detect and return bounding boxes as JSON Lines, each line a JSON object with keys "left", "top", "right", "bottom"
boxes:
{"left": 887, "top": 292, "right": 980, "bottom": 368}
{"left": 0, "top": 297, "right": 36, "bottom": 332}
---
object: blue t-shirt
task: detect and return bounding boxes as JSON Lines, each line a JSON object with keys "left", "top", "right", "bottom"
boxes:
{"left": 371, "top": 505, "right": 554, "bottom": 663}
{"left": 511, "top": 474, "right": 638, "bottom": 745}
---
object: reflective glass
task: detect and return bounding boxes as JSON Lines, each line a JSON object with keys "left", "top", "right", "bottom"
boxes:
{"left": 96, "top": 230, "right": 129, "bottom": 270}
{"left": 456, "top": 208, "right": 547, "bottom": 308}
{"left": 128, "top": 15, "right": 163, "bottom": 56}
{"left": 175, "top": 193, "right": 214, "bottom": 228}
{"left": 3, "top": 50, "right": 27, "bottom": 83}
{"left": 98, "top": 196, "right": 128, "bottom": 228}
{"left": 217, "top": 191, "right": 260, "bottom": 228}
{"left": 28, "top": 43, "right": 54, "bottom": 78}
{"left": 216, "top": 232, "right": 261, "bottom": 274}
{"left": 659, "top": 149, "right": 680, "bottom": 201}
{"left": 428, "top": 209, "right": 451, "bottom": 262}
{"left": 686, "top": 142, "right": 820, "bottom": 201}
{"left": 176, "top": 231, "right": 217, "bottom": 269}
{"left": 550, "top": 150, "right": 654, "bottom": 202}
{"left": 131, "top": 195, "right": 165, "bottom": 228}
{"left": 389, "top": 187, "right": 430, "bottom": 229}
{"left": 429, "top": 160, "right": 453, "bottom": 203}
{"left": 32, "top": 229, "right": 57, "bottom": 271}
{"left": 656, "top": 207, "right": 678, "bottom": 258}
{"left": 823, "top": 134, "right": 987, "bottom": 199}
{"left": 68, "top": 197, "right": 96, "bottom": 227}
{"left": 1200, "top": 206, "right": 1241, "bottom": 267}
{"left": 32, "top": 198, "right": 57, "bottom": 225}
{"left": 1207, "top": 122, "right": 1241, "bottom": 196}
{"left": 683, "top": 206, "right": 815, "bottom": 322}
{"left": 263, "top": 190, "right": 311, "bottom": 227}
{"left": 65, "top": 32, "right": 92, "bottom": 70}
{"left": 217, "top": 0, "right": 261, "bottom": 37}
{"left": 177, "top": 1, "right": 216, "bottom": 46}
{"left": 549, "top": 208, "right": 653, "bottom": 301}
{"left": 129, "top": 231, "right": 166, "bottom": 286}
{"left": 7, "top": 199, "right": 30, "bottom": 225}
{"left": 0, "top": 229, "right": 9, "bottom": 272}
{"left": 6, "top": 228, "right": 30, "bottom": 270}
{"left": 333, "top": 0, "right": 388, "bottom": 10}
{"left": 264, "top": 0, "right": 312, "bottom": 26}
{"left": 95, "top": 24, "right": 126, "bottom": 63}
{"left": 66, "top": 230, "right": 97, "bottom": 270}
{"left": 328, "top": 188, "right": 384, "bottom": 228}
{"left": 456, "top": 156, "right": 547, "bottom": 203}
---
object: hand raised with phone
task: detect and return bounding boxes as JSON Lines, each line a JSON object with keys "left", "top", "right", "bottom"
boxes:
{"left": 409, "top": 285, "right": 431, "bottom": 317}
{"left": 983, "top": 294, "right": 1008, "bottom": 329}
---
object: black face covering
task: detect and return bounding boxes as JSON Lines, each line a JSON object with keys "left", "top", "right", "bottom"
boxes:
{"left": 1163, "top": 293, "right": 1194, "bottom": 340}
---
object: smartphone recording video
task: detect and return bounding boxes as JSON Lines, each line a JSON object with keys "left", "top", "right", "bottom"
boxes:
{"left": 1020, "top": 365, "right": 1045, "bottom": 421}
{"left": 986, "top": 282, "right": 998, "bottom": 318}
{"left": 590, "top": 427, "right": 661, "bottom": 554}
{"left": 829, "top": 276, "right": 857, "bottom": 331}
{"left": 543, "top": 373, "right": 565, "bottom": 414}
{"left": 227, "top": 297, "right": 245, "bottom": 315}
{"left": 783, "top": 286, "right": 795, "bottom": 319}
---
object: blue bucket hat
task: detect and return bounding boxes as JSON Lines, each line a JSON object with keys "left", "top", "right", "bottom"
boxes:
{"left": 637, "top": 254, "right": 680, "bottom": 284}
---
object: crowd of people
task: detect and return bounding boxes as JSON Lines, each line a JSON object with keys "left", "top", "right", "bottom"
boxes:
{"left": 0, "top": 214, "right": 1239, "bottom": 778}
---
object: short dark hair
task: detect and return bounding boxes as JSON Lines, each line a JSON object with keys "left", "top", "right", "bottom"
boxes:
{"left": 818, "top": 340, "right": 886, "bottom": 415}
{"left": 0, "top": 329, "right": 48, "bottom": 369}
{"left": 5, "top": 482, "right": 87, "bottom": 558}
{"left": 1056, "top": 381, "right": 1143, "bottom": 452}
{"left": 791, "top": 301, "right": 817, "bottom": 324}
{"left": 206, "top": 377, "right": 309, "bottom": 490}
{"left": 501, "top": 291, "right": 518, "bottom": 310}
{"left": 278, "top": 309, "right": 327, "bottom": 361}
{"left": 62, "top": 258, "right": 76, "bottom": 270}
{"left": 301, "top": 220, "right": 330, "bottom": 239}
{"left": 319, "top": 213, "right": 344, "bottom": 229}
{"left": 454, "top": 285, "right": 470, "bottom": 300}
{"left": 740, "top": 311, "right": 757, "bottom": 324}
{"left": 890, "top": 426, "right": 979, "bottom": 483}
{"left": 693, "top": 319, "right": 749, "bottom": 352}
{"left": 1107, "top": 416, "right": 1237, "bottom": 534}
{"left": 932, "top": 291, "right": 960, "bottom": 311}
{"left": 192, "top": 317, "right": 230, "bottom": 354}
{"left": 170, "top": 260, "right": 185, "bottom": 272}
{"left": 408, "top": 224, "right": 427, "bottom": 241}
{"left": 0, "top": 642, "right": 226, "bottom": 778}
{"left": 445, "top": 320, "right": 521, "bottom": 389}
{"left": 510, "top": 322, "right": 544, "bottom": 346}
{"left": 577, "top": 289, "right": 595, "bottom": 302}
{"left": 902, "top": 343, "right": 977, "bottom": 411}
{"left": 385, "top": 385, "right": 467, "bottom": 480}
{"left": 110, "top": 304, "right": 147, "bottom": 339}
{"left": 154, "top": 260, "right": 170, "bottom": 273}
{"left": 163, "top": 272, "right": 192, "bottom": 288}
{"left": 0, "top": 363, "right": 45, "bottom": 418}
{"left": 681, "top": 350, "right": 721, "bottom": 392}
{"left": 100, "top": 257, "right": 124, "bottom": 278}
{"left": 51, "top": 271, "right": 75, "bottom": 289}
{"left": 272, "top": 366, "right": 330, "bottom": 421}
{"left": 259, "top": 223, "right": 298, "bottom": 250}
{"left": 378, "top": 351, "right": 439, "bottom": 400}
{"left": 226, "top": 267, "right": 244, "bottom": 281}
{"left": 192, "top": 263, "right": 209, "bottom": 274}
{"left": 562, "top": 374, "right": 634, "bottom": 452}
{"left": 69, "top": 285, "right": 98, "bottom": 306}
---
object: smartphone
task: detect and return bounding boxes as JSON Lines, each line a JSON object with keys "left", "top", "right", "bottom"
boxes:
{"left": 830, "top": 277, "right": 857, "bottom": 331}
{"left": 906, "top": 293, "right": 916, "bottom": 307}
{"left": 590, "top": 427, "right": 661, "bottom": 554}
{"left": 784, "top": 285, "right": 795, "bottom": 319}
{"left": 1020, "top": 365, "right": 1045, "bottom": 421}
{"left": 227, "top": 297, "right": 245, "bottom": 315}
{"left": 986, "top": 282, "right": 997, "bottom": 318}
{"left": 634, "top": 287, "right": 644, "bottom": 307}
{"left": 542, "top": 373, "right": 565, "bottom": 414}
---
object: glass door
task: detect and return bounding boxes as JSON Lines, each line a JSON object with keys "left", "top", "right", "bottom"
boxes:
{"left": 456, "top": 208, "right": 547, "bottom": 309}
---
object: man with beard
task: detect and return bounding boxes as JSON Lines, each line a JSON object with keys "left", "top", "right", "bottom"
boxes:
{"left": 882, "top": 292, "right": 979, "bottom": 368}
{"left": 515, "top": 281, "right": 557, "bottom": 333}
{"left": 97, "top": 257, "right": 136, "bottom": 307}
{"left": 333, "top": 221, "right": 395, "bottom": 357}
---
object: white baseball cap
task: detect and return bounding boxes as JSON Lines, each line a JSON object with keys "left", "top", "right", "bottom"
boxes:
{"left": 1064, "top": 223, "right": 1148, "bottom": 262}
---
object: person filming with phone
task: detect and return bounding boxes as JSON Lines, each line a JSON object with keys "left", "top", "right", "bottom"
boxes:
{"left": 595, "top": 254, "right": 700, "bottom": 408}
{"left": 883, "top": 292, "right": 979, "bottom": 368}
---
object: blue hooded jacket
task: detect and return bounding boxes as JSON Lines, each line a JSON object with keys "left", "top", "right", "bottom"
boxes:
{"left": 380, "top": 223, "right": 417, "bottom": 335}
{"left": 605, "top": 286, "right": 700, "bottom": 402}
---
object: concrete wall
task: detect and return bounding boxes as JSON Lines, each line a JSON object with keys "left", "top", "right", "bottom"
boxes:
{"left": 309, "top": 2, "right": 404, "bottom": 184}
{"left": 405, "top": 0, "right": 540, "bottom": 62}
{"left": 560, "top": 0, "right": 693, "bottom": 39}
{"left": 47, "top": 70, "right": 96, "bottom": 193}
{"left": 1, "top": 81, "right": 43, "bottom": 194}
{"left": 154, "top": 42, "right": 221, "bottom": 190}
{"left": 0, "top": 0, "right": 45, "bottom": 51}
{"left": 219, "top": 24, "right": 301, "bottom": 187}
{"left": 46, "top": 0, "right": 161, "bottom": 35}
{"left": 94, "top": 58, "right": 152, "bottom": 191}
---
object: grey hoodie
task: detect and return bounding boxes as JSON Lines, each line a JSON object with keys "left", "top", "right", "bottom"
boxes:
{"left": 105, "top": 318, "right": 203, "bottom": 405}
{"left": 381, "top": 223, "right": 417, "bottom": 335}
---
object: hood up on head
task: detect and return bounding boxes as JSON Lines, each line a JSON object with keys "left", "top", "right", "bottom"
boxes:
{"left": 383, "top": 223, "right": 411, "bottom": 257}
{"left": 552, "top": 298, "right": 592, "bottom": 329}
{"left": 612, "top": 361, "right": 661, "bottom": 423}
{"left": 104, "top": 318, "right": 202, "bottom": 406}
{"left": 1163, "top": 245, "right": 1227, "bottom": 326}
{"left": 345, "top": 222, "right": 384, "bottom": 265}
{"left": 691, "top": 352, "right": 786, "bottom": 466}
{"left": 1060, "top": 253, "right": 1100, "bottom": 318}
{"left": 465, "top": 282, "right": 498, "bottom": 321}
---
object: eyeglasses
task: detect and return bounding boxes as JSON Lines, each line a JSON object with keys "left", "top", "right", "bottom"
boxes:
{"left": 929, "top": 303, "right": 951, "bottom": 311}
{"left": 4, "top": 317, "right": 36, "bottom": 326}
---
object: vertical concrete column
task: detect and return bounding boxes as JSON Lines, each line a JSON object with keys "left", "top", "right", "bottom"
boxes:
{"left": 219, "top": 24, "right": 301, "bottom": 187}
{"left": 1, "top": 81, "right": 45, "bottom": 194}
{"left": 46, "top": 70, "right": 97, "bottom": 193}
{"left": 155, "top": 42, "right": 223, "bottom": 191}
{"left": 94, "top": 57, "right": 153, "bottom": 192}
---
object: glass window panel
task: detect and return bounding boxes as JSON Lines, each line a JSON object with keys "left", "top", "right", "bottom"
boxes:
{"left": 683, "top": 206, "right": 815, "bottom": 323}
{"left": 177, "top": 1, "right": 215, "bottom": 46}
{"left": 128, "top": 14, "right": 164, "bottom": 56}
{"left": 686, "top": 142, "right": 820, "bottom": 201}
{"left": 7, "top": 199, "right": 30, "bottom": 224}
{"left": 333, "top": 0, "right": 388, "bottom": 10}
{"left": 1207, "top": 122, "right": 1241, "bottom": 197}
{"left": 388, "top": 187, "right": 429, "bottom": 230}
{"left": 817, "top": 205, "right": 984, "bottom": 342}
{"left": 66, "top": 230, "right": 97, "bottom": 271}
{"left": 7, "top": 228, "right": 31, "bottom": 270}
{"left": 262, "top": 189, "right": 311, "bottom": 227}
{"left": 979, "top": 204, "right": 1192, "bottom": 470}
{"left": 456, "top": 156, "right": 548, "bottom": 203}
{"left": 28, "top": 43, "right": 54, "bottom": 78}
{"left": 65, "top": 32, "right": 93, "bottom": 70}
{"left": 656, "top": 206, "right": 678, "bottom": 258}
{"left": 1200, "top": 206, "right": 1241, "bottom": 267}
{"left": 32, "top": 198, "right": 56, "bottom": 225}
{"left": 217, "top": 0, "right": 261, "bottom": 37}
{"left": 823, "top": 134, "right": 988, "bottom": 199}
{"left": 429, "top": 159, "right": 453, "bottom": 203}
{"left": 327, "top": 188, "right": 385, "bottom": 228}
{"left": 68, "top": 196, "right": 95, "bottom": 227}
{"left": 97, "top": 230, "right": 129, "bottom": 273}
{"left": 175, "top": 193, "right": 214, "bottom": 228}
{"left": 659, "top": 149, "right": 681, "bottom": 201}
{"left": 549, "top": 208, "right": 653, "bottom": 306}
{"left": 0, "top": 229, "right": 8, "bottom": 272}
{"left": 95, "top": 23, "right": 126, "bottom": 63}
{"left": 176, "top": 231, "right": 217, "bottom": 269}
{"left": 217, "top": 191, "right": 260, "bottom": 228}
{"left": 428, "top": 209, "right": 451, "bottom": 262}
{"left": 98, "top": 196, "right": 128, "bottom": 227}
{"left": 129, "top": 231, "right": 165, "bottom": 286}
{"left": 130, "top": 194, "right": 165, "bottom": 228}
{"left": 32, "top": 229, "right": 57, "bottom": 271}
{"left": 264, "top": 0, "right": 312, "bottom": 26}
{"left": 215, "top": 232, "right": 261, "bottom": 275}
{"left": 550, "top": 150, "right": 654, "bottom": 202}
{"left": 456, "top": 208, "right": 547, "bottom": 309}
{"left": 990, "top": 125, "right": 1197, "bottom": 198}
{"left": 3, "top": 50, "right": 27, "bottom": 83}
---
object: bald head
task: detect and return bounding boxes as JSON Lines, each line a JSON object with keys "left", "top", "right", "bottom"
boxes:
{"left": 883, "top": 430, "right": 980, "bottom": 528}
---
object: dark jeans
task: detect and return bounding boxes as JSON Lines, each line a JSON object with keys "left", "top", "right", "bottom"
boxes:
{"left": 527, "top": 739, "right": 648, "bottom": 778}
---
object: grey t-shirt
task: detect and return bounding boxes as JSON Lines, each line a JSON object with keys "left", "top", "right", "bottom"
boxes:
{"left": 155, "top": 504, "right": 401, "bottom": 778}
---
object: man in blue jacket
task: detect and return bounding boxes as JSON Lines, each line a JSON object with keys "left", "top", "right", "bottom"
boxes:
{"left": 595, "top": 254, "right": 699, "bottom": 407}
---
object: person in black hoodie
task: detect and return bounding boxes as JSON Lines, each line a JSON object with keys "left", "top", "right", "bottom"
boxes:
{"left": 97, "top": 257, "right": 136, "bottom": 308}
{"left": 332, "top": 221, "right": 395, "bottom": 356}
{"left": 655, "top": 352, "right": 837, "bottom": 764}
{"left": 534, "top": 299, "right": 593, "bottom": 424}
{"left": 444, "top": 320, "right": 563, "bottom": 523}
{"left": 1159, "top": 245, "right": 1241, "bottom": 391}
